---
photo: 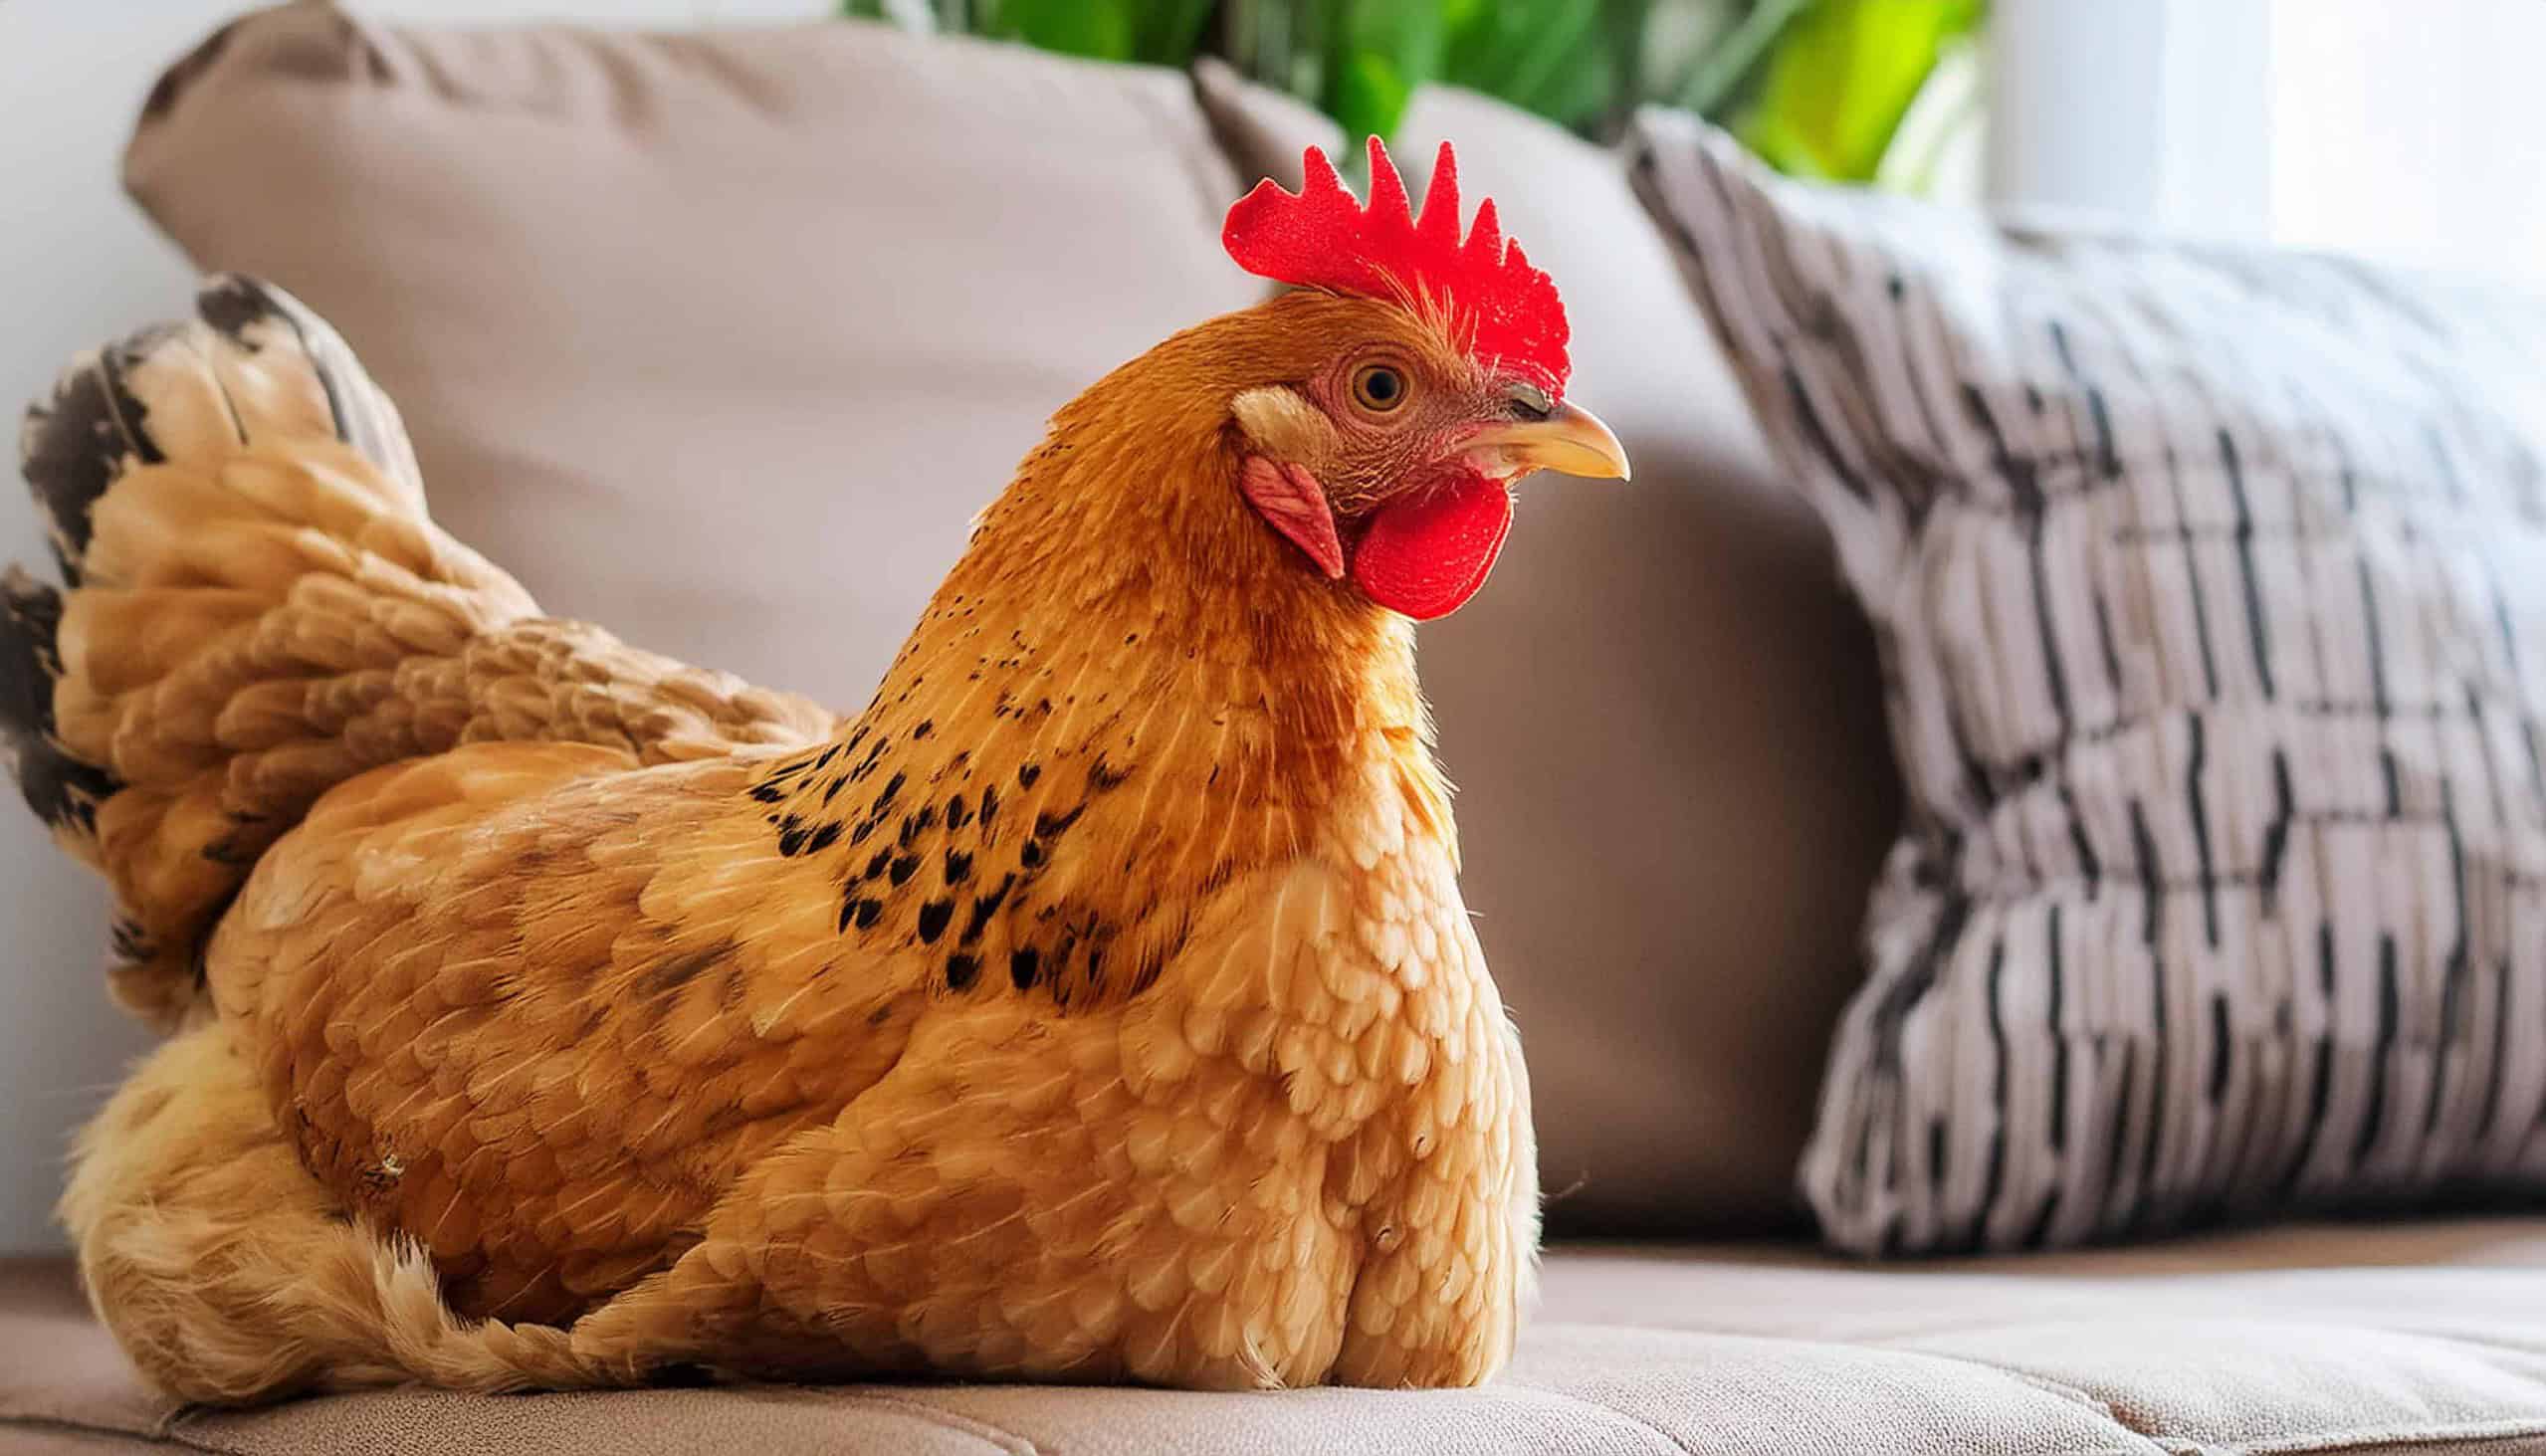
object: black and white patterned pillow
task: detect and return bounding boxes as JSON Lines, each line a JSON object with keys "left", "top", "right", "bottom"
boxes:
{"left": 1628, "top": 113, "right": 2546, "bottom": 1255}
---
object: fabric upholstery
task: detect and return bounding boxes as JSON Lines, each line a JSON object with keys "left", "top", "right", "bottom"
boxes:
{"left": 18, "top": 1224, "right": 2546, "bottom": 1453}
{"left": 124, "top": 6, "right": 1900, "bottom": 1236}
{"left": 124, "top": 4, "right": 1268, "bottom": 710}
{"left": 1629, "top": 111, "right": 2546, "bottom": 1256}
{"left": 1196, "top": 73, "right": 1901, "bottom": 1233}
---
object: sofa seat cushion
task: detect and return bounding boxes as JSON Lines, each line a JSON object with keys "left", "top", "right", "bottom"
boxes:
{"left": 15, "top": 1222, "right": 2546, "bottom": 1454}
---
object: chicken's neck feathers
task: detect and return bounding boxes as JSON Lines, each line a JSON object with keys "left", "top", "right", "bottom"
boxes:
{"left": 868, "top": 315, "right": 1443, "bottom": 848}
{"left": 747, "top": 319, "right": 1457, "bottom": 1011}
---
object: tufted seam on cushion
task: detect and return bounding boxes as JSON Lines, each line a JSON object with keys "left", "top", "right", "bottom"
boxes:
{"left": 1515, "top": 1326, "right": 2177, "bottom": 1455}
{"left": 1843, "top": 1341, "right": 2168, "bottom": 1450}
{"left": 1498, "top": 1379, "right": 1707, "bottom": 1456}
{"left": 751, "top": 1390, "right": 1042, "bottom": 1455}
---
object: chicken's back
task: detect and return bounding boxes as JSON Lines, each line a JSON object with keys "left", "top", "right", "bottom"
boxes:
{"left": 209, "top": 739, "right": 932, "bottom": 1326}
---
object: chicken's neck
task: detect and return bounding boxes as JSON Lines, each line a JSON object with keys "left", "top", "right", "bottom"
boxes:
{"left": 889, "top": 369, "right": 1443, "bottom": 835}
{"left": 774, "top": 351, "right": 1455, "bottom": 1006}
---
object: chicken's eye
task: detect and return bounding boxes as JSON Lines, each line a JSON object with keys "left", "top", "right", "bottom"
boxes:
{"left": 1351, "top": 364, "right": 1409, "bottom": 415}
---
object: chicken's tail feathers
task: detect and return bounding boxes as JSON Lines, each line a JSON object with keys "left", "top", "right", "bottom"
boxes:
{"left": 6, "top": 275, "right": 409, "bottom": 864}
{"left": 22, "top": 276, "right": 429, "bottom": 583}
{"left": 10, "top": 277, "right": 543, "bottom": 1027}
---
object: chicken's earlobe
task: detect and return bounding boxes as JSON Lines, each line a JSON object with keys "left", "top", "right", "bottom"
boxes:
{"left": 1238, "top": 455, "right": 1345, "bottom": 580}
{"left": 1230, "top": 384, "right": 1333, "bottom": 461}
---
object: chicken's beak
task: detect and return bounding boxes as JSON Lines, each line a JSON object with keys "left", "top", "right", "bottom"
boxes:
{"left": 1465, "top": 399, "right": 1632, "bottom": 483}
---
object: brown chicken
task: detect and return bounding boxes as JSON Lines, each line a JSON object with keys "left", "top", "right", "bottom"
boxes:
{"left": 7, "top": 138, "right": 1628, "bottom": 1405}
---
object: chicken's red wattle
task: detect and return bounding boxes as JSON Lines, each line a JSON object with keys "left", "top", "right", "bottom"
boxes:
{"left": 1350, "top": 471, "right": 1513, "bottom": 622}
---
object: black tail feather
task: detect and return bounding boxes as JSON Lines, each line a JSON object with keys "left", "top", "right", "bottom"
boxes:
{"left": 18, "top": 333, "right": 169, "bottom": 586}
{"left": 0, "top": 567, "right": 117, "bottom": 842}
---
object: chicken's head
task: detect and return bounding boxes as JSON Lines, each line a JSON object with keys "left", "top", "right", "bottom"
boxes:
{"left": 1217, "top": 137, "right": 1629, "bottom": 621}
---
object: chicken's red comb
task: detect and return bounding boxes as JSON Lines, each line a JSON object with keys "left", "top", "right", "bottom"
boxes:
{"left": 1223, "top": 136, "right": 1570, "bottom": 394}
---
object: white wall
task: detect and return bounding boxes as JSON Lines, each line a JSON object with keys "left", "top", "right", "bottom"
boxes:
{"left": 2267, "top": 0, "right": 2546, "bottom": 287}
{"left": 1990, "top": 0, "right": 2546, "bottom": 288}
{"left": 0, "top": 0, "right": 825, "bottom": 1255}
{"left": 1988, "top": 0, "right": 2271, "bottom": 242}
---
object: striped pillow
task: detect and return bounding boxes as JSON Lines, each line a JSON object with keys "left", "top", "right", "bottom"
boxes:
{"left": 1628, "top": 114, "right": 2546, "bottom": 1255}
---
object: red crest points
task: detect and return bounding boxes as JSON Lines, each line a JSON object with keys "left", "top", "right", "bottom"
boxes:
{"left": 1222, "top": 136, "right": 1571, "bottom": 395}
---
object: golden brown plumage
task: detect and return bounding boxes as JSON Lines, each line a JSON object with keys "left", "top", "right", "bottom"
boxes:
{"left": 20, "top": 145, "right": 1627, "bottom": 1406}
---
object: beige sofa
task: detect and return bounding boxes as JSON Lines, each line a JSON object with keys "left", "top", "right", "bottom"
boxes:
{"left": 14, "top": 1223, "right": 2546, "bottom": 1454}
{"left": 8, "top": 7, "right": 2546, "bottom": 1453}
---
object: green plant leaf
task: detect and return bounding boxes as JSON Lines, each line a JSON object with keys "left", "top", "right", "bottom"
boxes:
{"left": 1733, "top": 0, "right": 1984, "bottom": 182}
{"left": 1216, "top": 0, "right": 1300, "bottom": 96}
{"left": 1872, "top": 29, "right": 1982, "bottom": 194}
{"left": 1323, "top": 0, "right": 1447, "bottom": 141}
{"left": 838, "top": 0, "right": 943, "bottom": 24}
{"left": 1440, "top": 0, "right": 1617, "bottom": 132}
{"left": 1133, "top": 0, "right": 1221, "bottom": 64}
{"left": 840, "top": 0, "right": 1986, "bottom": 181}
{"left": 1330, "top": 49, "right": 1415, "bottom": 142}
{"left": 1668, "top": 0, "right": 1807, "bottom": 117}
{"left": 992, "top": 0, "right": 1142, "bottom": 61}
